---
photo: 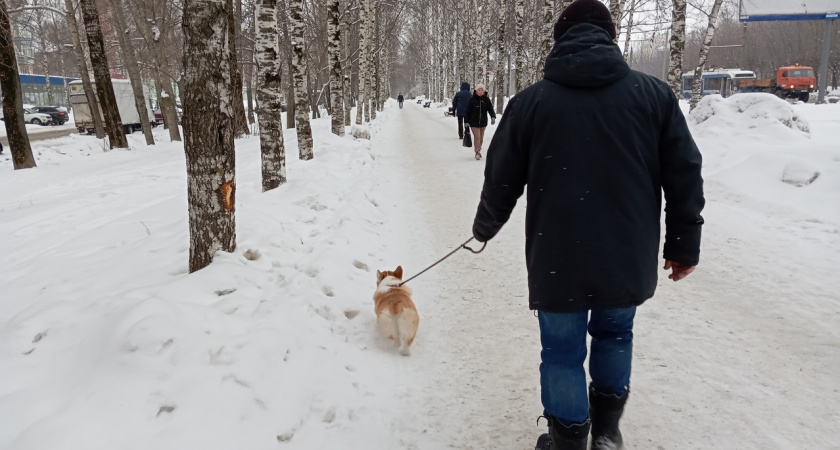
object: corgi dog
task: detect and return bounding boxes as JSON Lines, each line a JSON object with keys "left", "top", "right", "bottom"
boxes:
{"left": 374, "top": 266, "right": 419, "bottom": 356}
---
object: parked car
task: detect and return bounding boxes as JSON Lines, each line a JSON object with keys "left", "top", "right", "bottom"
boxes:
{"left": 31, "top": 106, "right": 68, "bottom": 125}
{"left": 22, "top": 109, "right": 52, "bottom": 125}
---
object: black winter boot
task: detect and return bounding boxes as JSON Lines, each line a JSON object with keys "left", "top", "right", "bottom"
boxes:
{"left": 589, "top": 384, "right": 629, "bottom": 450}
{"left": 535, "top": 416, "right": 590, "bottom": 450}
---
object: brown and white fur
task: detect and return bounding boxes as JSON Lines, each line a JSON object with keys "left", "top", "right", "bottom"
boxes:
{"left": 374, "top": 266, "right": 419, "bottom": 356}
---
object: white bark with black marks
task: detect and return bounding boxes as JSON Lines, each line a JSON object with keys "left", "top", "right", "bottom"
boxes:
{"left": 514, "top": 0, "right": 524, "bottom": 93}
{"left": 289, "top": 0, "right": 313, "bottom": 160}
{"left": 328, "top": 0, "right": 344, "bottom": 136}
{"left": 255, "top": 0, "right": 286, "bottom": 190}
{"left": 183, "top": 0, "right": 237, "bottom": 273}
{"left": 667, "top": 0, "right": 687, "bottom": 99}
{"left": 690, "top": 0, "right": 724, "bottom": 111}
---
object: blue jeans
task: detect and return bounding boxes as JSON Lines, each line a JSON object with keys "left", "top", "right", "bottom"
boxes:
{"left": 538, "top": 307, "right": 636, "bottom": 425}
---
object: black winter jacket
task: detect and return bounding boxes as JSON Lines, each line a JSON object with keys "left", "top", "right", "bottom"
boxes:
{"left": 452, "top": 82, "right": 472, "bottom": 117}
{"left": 465, "top": 93, "right": 496, "bottom": 128}
{"left": 472, "top": 24, "right": 705, "bottom": 312}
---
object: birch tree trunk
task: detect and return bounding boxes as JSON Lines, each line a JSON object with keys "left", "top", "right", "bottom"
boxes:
{"left": 1, "top": 0, "right": 36, "bottom": 169}
{"left": 110, "top": 0, "right": 154, "bottom": 145}
{"left": 368, "top": 1, "right": 378, "bottom": 121}
{"left": 255, "top": 0, "right": 286, "bottom": 190}
{"left": 355, "top": 0, "right": 369, "bottom": 125}
{"left": 63, "top": 0, "right": 105, "bottom": 138}
{"left": 514, "top": 0, "right": 524, "bottom": 93}
{"left": 183, "top": 0, "right": 237, "bottom": 273}
{"left": 289, "top": 0, "right": 313, "bottom": 160}
{"left": 537, "top": 0, "right": 554, "bottom": 79}
{"left": 327, "top": 0, "right": 344, "bottom": 135}
{"left": 228, "top": 0, "right": 250, "bottom": 137}
{"left": 609, "top": 0, "right": 624, "bottom": 43}
{"left": 80, "top": 0, "right": 128, "bottom": 149}
{"left": 496, "top": 0, "right": 506, "bottom": 114}
{"left": 667, "top": 0, "right": 687, "bottom": 99}
{"left": 341, "top": 0, "right": 352, "bottom": 126}
{"left": 622, "top": 0, "right": 637, "bottom": 59}
{"left": 689, "top": 0, "right": 723, "bottom": 111}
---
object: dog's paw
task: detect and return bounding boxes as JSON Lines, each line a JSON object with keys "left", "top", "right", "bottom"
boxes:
{"left": 399, "top": 346, "right": 411, "bottom": 356}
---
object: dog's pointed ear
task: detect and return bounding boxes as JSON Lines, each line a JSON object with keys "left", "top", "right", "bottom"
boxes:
{"left": 376, "top": 270, "right": 383, "bottom": 282}
{"left": 394, "top": 266, "right": 403, "bottom": 279}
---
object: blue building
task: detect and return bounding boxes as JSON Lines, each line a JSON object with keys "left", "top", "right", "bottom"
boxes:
{"left": 16, "top": 74, "right": 81, "bottom": 107}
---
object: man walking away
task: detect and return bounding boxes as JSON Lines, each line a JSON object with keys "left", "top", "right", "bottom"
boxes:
{"left": 452, "top": 82, "right": 471, "bottom": 139}
{"left": 470, "top": 1, "right": 705, "bottom": 449}
{"left": 397, "top": 93, "right": 404, "bottom": 109}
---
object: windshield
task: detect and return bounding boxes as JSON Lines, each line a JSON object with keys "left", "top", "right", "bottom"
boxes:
{"left": 788, "top": 69, "right": 814, "bottom": 77}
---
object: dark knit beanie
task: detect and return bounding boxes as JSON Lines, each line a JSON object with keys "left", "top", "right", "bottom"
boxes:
{"left": 554, "top": 0, "right": 616, "bottom": 41}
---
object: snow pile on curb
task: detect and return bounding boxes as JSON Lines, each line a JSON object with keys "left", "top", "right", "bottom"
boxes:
{"left": 690, "top": 93, "right": 810, "bottom": 136}
{"left": 781, "top": 158, "right": 821, "bottom": 187}
{"left": 350, "top": 124, "right": 370, "bottom": 140}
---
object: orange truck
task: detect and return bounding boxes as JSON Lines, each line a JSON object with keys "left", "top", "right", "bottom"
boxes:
{"left": 736, "top": 65, "right": 817, "bottom": 102}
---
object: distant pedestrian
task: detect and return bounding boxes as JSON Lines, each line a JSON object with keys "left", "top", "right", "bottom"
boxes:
{"left": 452, "top": 82, "right": 472, "bottom": 139}
{"left": 464, "top": 84, "right": 496, "bottom": 160}
{"left": 470, "top": 1, "right": 705, "bottom": 449}
{"left": 397, "top": 93, "right": 404, "bottom": 109}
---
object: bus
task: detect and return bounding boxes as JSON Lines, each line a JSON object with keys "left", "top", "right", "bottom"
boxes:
{"left": 680, "top": 68, "right": 756, "bottom": 99}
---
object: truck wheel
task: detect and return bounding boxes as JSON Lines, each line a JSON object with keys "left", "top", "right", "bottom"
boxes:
{"left": 799, "top": 93, "right": 809, "bottom": 103}
{"left": 774, "top": 89, "right": 785, "bottom": 99}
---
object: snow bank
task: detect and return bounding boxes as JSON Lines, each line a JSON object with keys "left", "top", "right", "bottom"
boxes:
{"left": 781, "top": 158, "right": 821, "bottom": 186}
{"left": 689, "top": 93, "right": 810, "bottom": 137}
{"left": 0, "top": 110, "right": 409, "bottom": 449}
{"left": 350, "top": 124, "right": 370, "bottom": 140}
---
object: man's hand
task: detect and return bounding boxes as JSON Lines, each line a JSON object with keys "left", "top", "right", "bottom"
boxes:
{"left": 664, "top": 260, "right": 695, "bottom": 282}
{"left": 491, "top": 117, "right": 496, "bottom": 125}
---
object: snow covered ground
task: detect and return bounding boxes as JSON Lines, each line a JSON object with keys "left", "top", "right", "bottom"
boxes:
{"left": 1, "top": 94, "right": 838, "bottom": 449}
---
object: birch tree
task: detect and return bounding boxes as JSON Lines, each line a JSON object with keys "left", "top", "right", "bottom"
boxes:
{"left": 609, "top": 0, "right": 624, "bottom": 43}
{"left": 514, "top": 0, "right": 524, "bottom": 93}
{"left": 255, "top": 0, "right": 286, "bottom": 190}
{"left": 182, "top": 0, "right": 237, "bottom": 273}
{"left": 622, "top": 0, "right": 637, "bottom": 59}
{"left": 328, "top": 0, "right": 344, "bottom": 135}
{"left": 110, "top": 0, "right": 154, "bottom": 145}
{"left": 63, "top": 0, "right": 105, "bottom": 138}
{"left": 689, "top": 0, "right": 723, "bottom": 111}
{"left": 228, "top": 0, "right": 250, "bottom": 138}
{"left": 355, "top": 0, "right": 370, "bottom": 124}
{"left": 496, "top": 0, "right": 507, "bottom": 113}
{"left": 537, "top": 0, "right": 554, "bottom": 79}
{"left": 666, "top": 0, "right": 686, "bottom": 98}
{"left": 290, "top": 0, "right": 313, "bottom": 160}
{"left": 1, "top": 0, "right": 36, "bottom": 169}
{"left": 80, "top": 0, "right": 128, "bottom": 149}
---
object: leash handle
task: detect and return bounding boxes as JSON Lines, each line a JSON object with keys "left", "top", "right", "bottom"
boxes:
{"left": 398, "top": 237, "right": 485, "bottom": 286}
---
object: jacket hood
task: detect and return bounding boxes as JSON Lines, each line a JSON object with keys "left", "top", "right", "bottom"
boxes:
{"left": 460, "top": 82, "right": 470, "bottom": 91}
{"left": 544, "top": 23, "right": 630, "bottom": 88}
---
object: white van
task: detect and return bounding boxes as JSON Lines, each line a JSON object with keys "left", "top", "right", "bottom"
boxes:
{"left": 68, "top": 79, "right": 155, "bottom": 134}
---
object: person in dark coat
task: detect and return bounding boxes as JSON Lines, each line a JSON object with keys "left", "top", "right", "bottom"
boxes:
{"left": 471, "top": 1, "right": 705, "bottom": 449}
{"left": 397, "top": 93, "right": 404, "bottom": 108}
{"left": 464, "top": 84, "right": 496, "bottom": 160}
{"left": 452, "top": 82, "right": 472, "bottom": 139}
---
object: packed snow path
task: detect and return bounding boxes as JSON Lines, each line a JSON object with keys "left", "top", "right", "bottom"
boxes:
{"left": 373, "top": 102, "right": 840, "bottom": 449}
